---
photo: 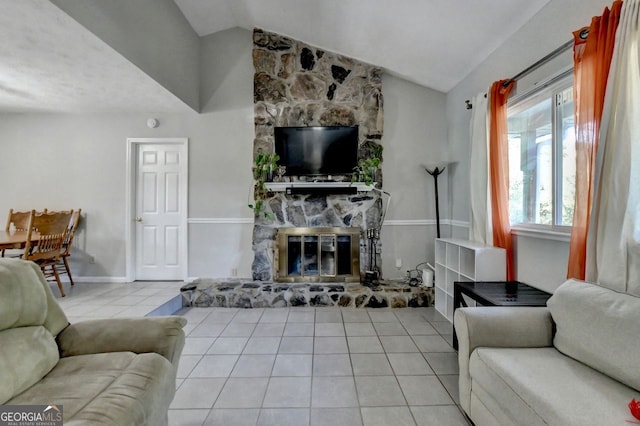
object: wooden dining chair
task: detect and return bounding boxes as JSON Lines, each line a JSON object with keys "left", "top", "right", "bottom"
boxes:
{"left": 5, "top": 209, "right": 31, "bottom": 231}
{"left": 55, "top": 209, "right": 82, "bottom": 286}
{"left": 23, "top": 209, "right": 74, "bottom": 297}
{"left": 2, "top": 209, "right": 32, "bottom": 257}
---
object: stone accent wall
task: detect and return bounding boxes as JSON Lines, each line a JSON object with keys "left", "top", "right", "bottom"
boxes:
{"left": 252, "top": 28, "right": 384, "bottom": 281}
{"left": 253, "top": 28, "right": 383, "bottom": 151}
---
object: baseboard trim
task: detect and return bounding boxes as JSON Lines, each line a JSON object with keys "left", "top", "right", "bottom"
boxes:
{"left": 63, "top": 276, "right": 129, "bottom": 283}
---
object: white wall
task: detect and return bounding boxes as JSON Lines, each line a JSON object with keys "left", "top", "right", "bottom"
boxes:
{"left": 445, "top": 0, "right": 613, "bottom": 291}
{"left": 380, "top": 73, "right": 447, "bottom": 278}
{"left": 0, "top": 109, "right": 256, "bottom": 279}
{"left": 0, "top": 27, "right": 450, "bottom": 282}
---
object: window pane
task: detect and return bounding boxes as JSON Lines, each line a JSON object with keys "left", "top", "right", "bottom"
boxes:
{"left": 508, "top": 78, "right": 574, "bottom": 228}
{"left": 537, "top": 138, "right": 553, "bottom": 225}
{"left": 508, "top": 98, "right": 552, "bottom": 225}
{"left": 558, "top": 87, "right": 575, "bottom": 226}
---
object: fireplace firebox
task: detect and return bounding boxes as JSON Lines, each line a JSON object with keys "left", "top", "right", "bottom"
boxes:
{"left": 276, "top": 227, "right": 360, "bottom": 282}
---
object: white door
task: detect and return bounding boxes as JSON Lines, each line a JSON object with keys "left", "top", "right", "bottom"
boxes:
{"left": 134, "top": 143, "right": 186, "bottom": 280}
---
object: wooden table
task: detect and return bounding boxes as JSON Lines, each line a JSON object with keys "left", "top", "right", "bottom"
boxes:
{"left": 0, "top": 230, "right": 38, "bottom": 251}
{"left": 452, "top": 281, "right": 552, "bottom": 350}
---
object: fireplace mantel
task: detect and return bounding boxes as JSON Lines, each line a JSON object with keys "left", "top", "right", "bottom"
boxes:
{"left": 265, "top": 182, "right": 375, "bottom": 193}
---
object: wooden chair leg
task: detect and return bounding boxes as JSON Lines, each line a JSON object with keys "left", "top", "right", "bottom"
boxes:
{"left": 50, "top": 265, "right": 65, "bottom": 297}
{"left": 63, "top": 256, "right": 74, "bottom": 286}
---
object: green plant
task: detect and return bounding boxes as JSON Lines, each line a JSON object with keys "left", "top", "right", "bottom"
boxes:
{"left": 368, "top": 143, "right": 383, "bottom": 159}
{"left": 249, "top": 151, "right": 280, "bottom": 219}
{"left": 352, "top": 156, "right": 381, "bottom": 186}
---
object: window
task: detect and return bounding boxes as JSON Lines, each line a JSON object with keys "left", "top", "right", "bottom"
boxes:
{"left": 507, "top": 77, "right": 575, "bottom": 229}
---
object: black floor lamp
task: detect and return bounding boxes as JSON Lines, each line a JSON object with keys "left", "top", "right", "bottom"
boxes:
{"left": 426, "top": 166, "right": 445, "bottom": 238}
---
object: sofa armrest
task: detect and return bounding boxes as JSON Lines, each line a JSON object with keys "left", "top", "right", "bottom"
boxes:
{"left": 56, "top": 316, "right": 187, "bottom": 367}
{"left": 454, "top": 307, "right": 554, "bottom": 414}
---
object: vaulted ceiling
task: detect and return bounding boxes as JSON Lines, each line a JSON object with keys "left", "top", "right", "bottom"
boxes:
{"left": 0, "top": 0, "right": 551, "bottom": 113}
{"left": 175, "top": 0, "right": 552, "bottom": 92}
{"left": 0, "top": 0, "right": 189, "bottom": 113}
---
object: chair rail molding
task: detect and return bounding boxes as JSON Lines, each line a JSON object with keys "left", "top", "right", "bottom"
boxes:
{"left": 186, "top": 218, "right": 471, "bottom": 226}
{"left": 188, "top": 218, "right": 254, "bottom": 224}
{"left": 382, "top": 219, "right": 470, "bottom": 227}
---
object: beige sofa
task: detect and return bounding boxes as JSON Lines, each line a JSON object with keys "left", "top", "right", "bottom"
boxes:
{"left": 455, "top": 279, "right": 640, "bottom": 426}
{"left": 0, "top": 258, "right": 186, "bottom": 425}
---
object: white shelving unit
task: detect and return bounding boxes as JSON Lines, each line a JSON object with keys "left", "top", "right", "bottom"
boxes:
{"left": 434, "top": 238, "right": 506, "bottom": 322}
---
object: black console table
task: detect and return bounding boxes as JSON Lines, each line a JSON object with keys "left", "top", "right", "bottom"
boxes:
{"left": 452, "top": 281, "right": 552, "bottom": 350}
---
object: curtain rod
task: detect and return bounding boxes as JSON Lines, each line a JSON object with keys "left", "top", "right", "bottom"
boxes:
{"left": 465, "top": 39, "right": 574, "bottom": 109}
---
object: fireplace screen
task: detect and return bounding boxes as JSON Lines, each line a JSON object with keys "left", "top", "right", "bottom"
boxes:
{"left": 277, "top": 227, "right": 360, "bottom": 282}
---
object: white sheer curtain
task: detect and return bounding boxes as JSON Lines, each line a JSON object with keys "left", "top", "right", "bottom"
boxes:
{"left": 468, "top": 91, "right": 492, "bottom": 244}
{"left": 586, "top": 0, "right": 640, "bottom": 295}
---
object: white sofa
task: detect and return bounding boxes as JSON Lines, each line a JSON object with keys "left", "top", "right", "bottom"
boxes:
{"left": 454, "top": 279, "right": 640, "bottom": 425}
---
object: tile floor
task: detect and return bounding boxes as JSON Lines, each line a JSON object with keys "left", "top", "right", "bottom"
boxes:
{"left": 55, "top": 280, "right": 182, "bottom": 322}
{"left": 53, "top": 281, "right": 470, "bottom": 426}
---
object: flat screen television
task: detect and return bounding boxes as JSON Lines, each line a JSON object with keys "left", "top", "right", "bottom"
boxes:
{"left": 274, "top": 126, "right": 359, "bottom": 176}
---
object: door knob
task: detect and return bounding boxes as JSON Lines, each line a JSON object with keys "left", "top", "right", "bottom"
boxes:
{"left": 135, "top": 217, "right": 143, "bottom": 222}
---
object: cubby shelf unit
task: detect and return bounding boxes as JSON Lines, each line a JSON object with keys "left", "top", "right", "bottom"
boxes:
{"left": 434, "top": 238, "right": 506, "bottom": 322}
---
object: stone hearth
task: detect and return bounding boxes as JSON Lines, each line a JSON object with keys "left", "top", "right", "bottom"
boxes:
{"left": 181, "top": 279, "right": 433, "bottom": 309}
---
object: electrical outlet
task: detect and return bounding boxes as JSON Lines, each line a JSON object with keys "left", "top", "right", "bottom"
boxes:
{"left": 88, "top": 255, "right": 96, "bottom": 264}
{"left": 231, "top": 268, "right": 238, "bottom": 277}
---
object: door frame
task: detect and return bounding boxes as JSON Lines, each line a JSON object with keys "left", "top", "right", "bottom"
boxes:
{"left": 125, "top": 137, "right": 189, "bottom": 282}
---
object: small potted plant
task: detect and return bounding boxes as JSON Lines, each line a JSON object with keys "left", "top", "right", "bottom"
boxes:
{"left": 253, "top": 151, "right": 279, "bottom": 181}
{"left": 352, "top": 156, "right": 381, "bottom": 186}
{"left": 249, "top": 151, "right": 280, "bottom": 218}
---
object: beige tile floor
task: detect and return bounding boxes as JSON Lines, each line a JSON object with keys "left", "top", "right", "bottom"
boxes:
{"left": 54, "top": 282, "right": 470, "bottom": 426}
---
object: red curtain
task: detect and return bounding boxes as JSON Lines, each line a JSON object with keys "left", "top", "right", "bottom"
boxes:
{"left": 567, "top": 1, "right": 622, "bottom": 280}
{"left": 489, "top": 80, "right": 515, "bottom": 281}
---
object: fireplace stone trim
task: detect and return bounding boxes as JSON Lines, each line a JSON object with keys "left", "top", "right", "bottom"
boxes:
{"left": 251, "top": 192, "right": 382, "bottom": 281}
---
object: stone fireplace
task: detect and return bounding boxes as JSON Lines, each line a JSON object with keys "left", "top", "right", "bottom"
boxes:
{"left": 252, "top": 192, "right": 382, "bottom": 281}
{"left": 252, "top": 29, "right": 384, "bottom": 282}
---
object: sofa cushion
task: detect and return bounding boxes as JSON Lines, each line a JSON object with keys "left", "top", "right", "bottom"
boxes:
{"left": 470, "top": 347, "right": 636, "bottom": 425}
{"left": 547, "top": 279, "right": 640, "bottom": 391}
{"left": 0, "top": 326, "right": 59, "bottom": 404}
{"left": 0, "top": 259, "right": 68, "bottom": 335}
{"left": 0, "top": 260, "right": 48, "bottom": 330}
{"left": 8, "top": 351, "right": 175, "bottom": 426}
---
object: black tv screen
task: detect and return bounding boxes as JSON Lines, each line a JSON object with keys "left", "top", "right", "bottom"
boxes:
{"left": 274, "top": 126, "right": 359, "bottom": 176}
